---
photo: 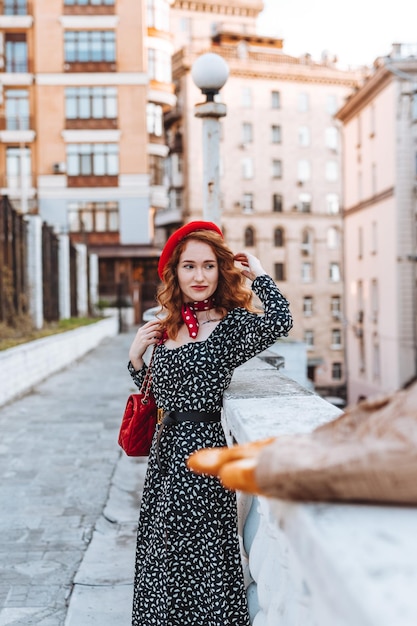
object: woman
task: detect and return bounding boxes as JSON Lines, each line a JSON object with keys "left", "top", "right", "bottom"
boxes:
{"left": 128, "top": 221, "right": 293, "bottom": 626}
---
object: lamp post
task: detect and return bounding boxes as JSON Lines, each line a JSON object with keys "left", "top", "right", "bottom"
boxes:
{"left": 191, "top": 52, "right": 229, "bottom": 226}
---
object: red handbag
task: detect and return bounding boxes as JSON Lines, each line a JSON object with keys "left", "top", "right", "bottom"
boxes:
{"left": 118, "top": 346, "right": 157, "bottom": 456}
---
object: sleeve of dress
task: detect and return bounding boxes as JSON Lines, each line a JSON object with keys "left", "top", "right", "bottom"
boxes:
{"left": 127, "top": 361, "right": 147, "bottom": 389}
{"left": 222, "top": 274, "right": 293, "bottom": 368}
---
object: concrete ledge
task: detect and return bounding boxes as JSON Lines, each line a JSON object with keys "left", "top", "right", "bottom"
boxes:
{"left": 223, "top": 357, "right": 417, "bottom": 626}
{"left": 0, "top": 316, "right": 119, "bottom": 407}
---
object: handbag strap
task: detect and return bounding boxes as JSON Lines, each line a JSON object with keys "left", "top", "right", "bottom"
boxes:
{"left": 139, "top": 343, "right": 156, "bottom": 400}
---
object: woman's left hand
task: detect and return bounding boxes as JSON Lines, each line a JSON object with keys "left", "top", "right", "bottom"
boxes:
{"left": 234, "top": 252, "right": 267, "bottom": 281}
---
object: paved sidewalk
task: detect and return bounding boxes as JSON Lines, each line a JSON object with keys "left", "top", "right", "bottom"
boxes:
{"left": 0, "top": 331, "right": 146, "bottom": 626}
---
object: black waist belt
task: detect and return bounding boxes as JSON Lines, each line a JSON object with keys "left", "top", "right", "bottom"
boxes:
{"left": 156, "top": 410, "right": 221, "bottom": 473}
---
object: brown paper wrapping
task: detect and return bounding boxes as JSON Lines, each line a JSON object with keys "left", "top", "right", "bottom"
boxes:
{"left": 255, "top": 380, "right": 417, "bottom": 503}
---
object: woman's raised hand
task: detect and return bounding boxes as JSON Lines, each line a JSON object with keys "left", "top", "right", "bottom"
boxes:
{"left": 128, "top": 320, "right": 163, "bottom": 370}
{"left": 234, "top": 252, "right": 267, "bottom": 281}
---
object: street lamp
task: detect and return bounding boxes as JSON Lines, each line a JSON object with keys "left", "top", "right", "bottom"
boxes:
{"left": 191, "top": 52, "right": 229, "bottom": 225}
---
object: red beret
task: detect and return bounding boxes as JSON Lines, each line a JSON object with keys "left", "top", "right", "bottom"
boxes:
{"left": 158, "top": 221, "right": 223, "bottom": 279}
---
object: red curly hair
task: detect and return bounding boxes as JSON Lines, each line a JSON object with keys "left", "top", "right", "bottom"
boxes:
{"left": 156, "top": 230, "right": 257, "bottom": 339}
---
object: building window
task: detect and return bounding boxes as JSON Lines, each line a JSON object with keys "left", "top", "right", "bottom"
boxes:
{"left": 242, "top": 157, "right": 254, "bottom": 179}
{"left": 65, "top": 0, "right": 115, "bottom": 4}
{"left": 241, "top": 193, "right": 254, "bottom": 213}
{"left": 358, "top": 226, "right": 363, "bottom": 259}
{"left": 371, "top": 162, "right": 377, "bottom": 195}
{"left": 372, "top": 342, "right": 380, "bottom": 380}
{"left": 149, "top": 154, "right": 165, "bottom": 185}
{"left": 65, "top": 86, "right": 117, "bottom": 120}
{"left": 169, "top": 189, "right": 183, "bottom": 211}
{"left": 146, "top": 0, "right": 170, "bottom": 30}
{"left": 370, "top": 103, "right": 376, "bottom": 136}
{"left": 66, "top": 143, "right": 119, "bottom": 176}
{"left": 331, "top": 295, "right": 341, "bottom": 320}
{"left": 297, "top": 92, "right": 309, "bottom": 112}
{"left": 371, "top": 279, "right": 378, "bottom": 322}
{"left": 64, "top": 31, "right": 116, "bottom": 62}
{"left": 357, "top": 279, "right": 364, "bottom": 316}
{"left": 303, "top": 296, "right": 313, "bottom": 316}
{"left": 146, "top": 102, "right": 163, "bottom": 136}
{"left": 326, "top": 193, "right": 339, "bottom": 214}
{"left": 302, "top": 262, "right": 313, "bottom": 282}
{"left": 331, "top": 328, "right": 342, "bottom": 348}
{"left": 325, "top": 160, "right": 338, "bottom": 181}
{"left": 301, "top": 228, "right": 313, "bottom": 255}
{"left": 5, "top": 33, "right": 27, "bottom": 72}
{"left": 3, "top": 0, "right": 29, "bottom": 15}
{"left": 272, "top": 193, "right": 283, "bottom": 212}
{"left": 5, "top": 88, "right": 29, "bottom": 130}
{"left": 304, "top": 330, "right": 314, "bottom": 349}
{"left": 271, "top": 125, "right": 282, "bottom": 143}
{"left": 274, "top": 227, "right": 284, "bottom": 247}
{"left": 329, "top": 262, "right": 340, "bottom": 282}
{"left": 297, "top": 159, "right": 311, "bottom": 182}
{"left": 6, "top": 146, "right": 31, "bottom": 188}
{"left": 241, "top": 86, "right": 252, "bottom": 108}
{"left": 244, "top": 226, "right": 255, "bottom": 247}
{"left": 148, "top": 48, "right": 171, "bottom": 83}
{"left": 332, "top": 362, "right": 342, "bottom": 380}
{"left": 371, "top": 220, "right": 377, "bottom": 254}
{"left": 274, "top": 262, "right": 285, "bottom": 281}
{"left": 326, "top": 94, "right": 338, "bottom": 115}
{"left": 327, "top": 226, "right": 340, "bottom": 249}
{"left": 298, "top": 193, "right": 312, "bottom": 213}
{"left": 272, "top": 159, "right": 282, "bottom": 179}
{"left": 242, "top": 122, "right": 253, "bottom": 144}
{"left": 325, "top": 127, "right": 338, "bottom": 150}
{"left": 271, "top": 90, "right": 281, "bottom": 109}
{"left": 412, "top": 94, "right": 417, "bottom": 122}
{"left": 68, "top": 201, "right": 119, "bottom": 233}
{"left": 298, "top": 125, "right": 310, "bottom": 147}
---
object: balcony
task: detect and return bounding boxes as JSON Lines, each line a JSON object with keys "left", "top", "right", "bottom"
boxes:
{"left": 63, "top": 0, "right": 115, "bottom": 15}
{"left": 65, "top": 117, "right": 118, "bottom": 130}
{"left": 0, "top": 172, "right": 36, "bottom": 203}
{"left": 0, "top": 1, "right": 32, "bottom": 27}
{"left": 64, "top": 61, "right": 116, "bottom": 73}
{"left": 67, "top": 174, "right": 118, "bottom": 188}
{"left": 0, "top": 115, "right": 35, "bottom": 142}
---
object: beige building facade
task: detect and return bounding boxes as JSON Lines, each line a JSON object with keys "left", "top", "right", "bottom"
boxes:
{"left": 161, "top": 0, "right": 361, "bottom": 397}
{"left": 0, "top": 0, "right": 175, "bottom": 317}
{"left": 337, "top": 44, "right": 417, "bottom": 402}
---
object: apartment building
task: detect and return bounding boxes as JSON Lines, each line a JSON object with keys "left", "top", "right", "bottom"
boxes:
{"left": 161, "top": 0, "right": 361, "bottom": 398}
{"left": 337, "top": 43, "right": 417, "bottom": 402}
{"left": 0, "top": 0, "right": 175, "bottom": 317}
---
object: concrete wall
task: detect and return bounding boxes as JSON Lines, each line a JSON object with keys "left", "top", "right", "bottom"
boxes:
{"left": 0, "top": 317, "right": 118, "bottom": 407}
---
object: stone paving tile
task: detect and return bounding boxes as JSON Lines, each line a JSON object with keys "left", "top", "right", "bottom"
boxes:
{"left": 0, "top": 331, "right": 139, "bottom": 625}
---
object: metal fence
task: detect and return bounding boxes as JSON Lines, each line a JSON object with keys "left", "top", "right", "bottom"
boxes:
{"left": 0, "top": 196, "right": 63, "bottom": 327}
{"left": 0, "top": 195, "right": 28, "bottom": 324}
{"left": 41, "top": 222, "right": 60, "bottom": 322}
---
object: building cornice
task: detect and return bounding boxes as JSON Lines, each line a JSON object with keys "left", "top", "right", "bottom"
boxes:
{"left": 173, "top": 46, "right": 361, "bottom": 88}
{"left": 171, "top": 0, "right": 263, "bottom": 17}
{"left": 344, "top": 186, "right": 394, "bottom": 215}
{"left": 336, "top": 67, "right": 393, "bottom": 122}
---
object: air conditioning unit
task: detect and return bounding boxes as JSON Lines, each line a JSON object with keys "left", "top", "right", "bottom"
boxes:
{"left": 53, "top": 162, "right": 66, "bottom": 174}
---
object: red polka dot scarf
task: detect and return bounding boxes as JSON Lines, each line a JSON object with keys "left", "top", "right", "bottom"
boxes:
{"left": 181, "top": 298, "right": 215, "bottom": 338}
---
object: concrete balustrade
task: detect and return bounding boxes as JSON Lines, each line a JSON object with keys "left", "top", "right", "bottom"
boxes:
{"left": 223, "top": 354, "right": 417, "bottom": 626}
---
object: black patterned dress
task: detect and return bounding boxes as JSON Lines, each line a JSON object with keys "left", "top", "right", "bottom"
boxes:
{"left": 128, "top": 275, "right": 292, "bottom": 626}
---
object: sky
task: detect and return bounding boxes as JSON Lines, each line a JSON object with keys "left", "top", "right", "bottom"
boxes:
{"left": 256, "top": 0, "right": 417, "bottom": 69}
